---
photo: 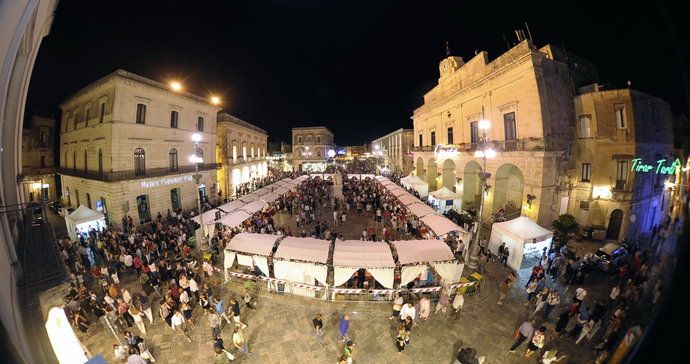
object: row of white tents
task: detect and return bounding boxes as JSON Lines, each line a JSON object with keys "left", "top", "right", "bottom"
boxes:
{"left": 224, "top": 233, "right": 462, "bottom": 290}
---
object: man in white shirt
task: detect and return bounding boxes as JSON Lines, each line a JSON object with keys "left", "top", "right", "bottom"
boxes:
{"left": 399, "top": 302, "right": 416, "bottom": 322}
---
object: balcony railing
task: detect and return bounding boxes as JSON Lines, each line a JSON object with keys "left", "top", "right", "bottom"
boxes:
{"left": 57, "top": 163, "right": 220, "bottom": 182}
{"left": 411, "top": 137, "right": 563, "bottom": 154}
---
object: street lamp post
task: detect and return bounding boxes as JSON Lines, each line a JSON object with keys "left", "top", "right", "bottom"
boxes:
{"left": 190, "top": 133, "right": 209, "bottom": 252}
{"left": 467, "top": 117, "right": 495, "bottom": 270}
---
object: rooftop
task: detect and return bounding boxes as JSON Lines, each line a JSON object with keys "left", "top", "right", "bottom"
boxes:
{"left": 217, "top": 112, "right": 267, "bottom": 134}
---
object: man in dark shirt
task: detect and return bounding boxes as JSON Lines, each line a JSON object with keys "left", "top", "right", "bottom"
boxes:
{"left": 230, "top": 298, "right": 247, "bottom": 329}
{"left": 312, "top": 314, "right": 324, "bottom": 342}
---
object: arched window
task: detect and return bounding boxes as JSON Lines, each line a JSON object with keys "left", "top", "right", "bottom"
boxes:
{"left": 197, "top": 117, "right": 204, "bottom": 132}
{"left": 98, "top": 149, "right": 103, "bottom": 176}
{"left": 251, "top": 146, "right": 255, "bottom": 158}
{"left": 170, "top": 111, "right": 179, "bottom": 128}
{"left": 242, "top": 144, "right": 247, "bottom": 161}
{"left": 84, "top": 150, "right": 88, "bottom": 172}
{"left": 232, "top": 145, "right": 237, "bottom": 162}
{"left": 297, "top": 135, "right": 302, "bottom": 144}
{"left": 169, "top": 148, "right": 178, "bottom": 171}
{"left": 134, "top": 148, "right": 146, "bottom": 176}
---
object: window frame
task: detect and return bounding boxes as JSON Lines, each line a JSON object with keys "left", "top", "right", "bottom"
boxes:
{"left": 614, "top": 104, "right": 626, "bottom": 129}
{"left": 470, "top": 121, "right": 479, "bottom": 144}
{"left": 136, "top": 104, "right": 147, "bottom": 124}
{"left": 169, "top": 148, "right": 179, "bottom": 172}
{"left": 134, "top": 148, "right": 146, "bottom": 176}
{"left": 99, "top": 102, "right": 105, "bottom": 123}
{"left": 615, "top": 160, "right": 628, "bottom": 189}
{"left": 503, "top": 112, "right": 517, "bottom": 141}
{"left": 430, "top": 131, "right": 436, "bottom": 146}
{"left": 581, "top": 163, "right": 591, "bottom": 182}
{"left": 170, "top": 111, "right": 179, "bottom": 128}
{"left": 197, "top": 116, "right": 204, "bottom": 132}
{"left": 447, "top": 127, "right": 454, "bottom": 145}
{"left": 577, "top": 114, "right": 592, "bottom": 138}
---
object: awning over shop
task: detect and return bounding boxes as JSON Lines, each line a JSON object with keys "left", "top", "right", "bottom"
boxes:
{"left": 392, "top": 239, "right": 456, "bottom": 265}
{"left": 274, "top": 236, "right": 330, "bottom": 264}
{"left": 332, "top": 240, "right": 396, "bottom": 288}
{"left": 421, "top": 214, "right": 467, "bottom": 237}
{"left": 225, "top": 232, "right": 278, "bottom": 257}
{"left": 406, "top": 202, "right": 437, "bottom": 218}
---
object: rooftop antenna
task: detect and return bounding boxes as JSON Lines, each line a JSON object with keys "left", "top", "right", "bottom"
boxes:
{"left": 525, "top": 22, "right": 534, "bottom": 42}
{"left": 445, "top": 41, "right": 452, "bottom": 57}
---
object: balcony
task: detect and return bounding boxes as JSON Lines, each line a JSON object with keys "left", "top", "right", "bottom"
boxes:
{"left": 411, "top": 137, "right": 562, "bottom": 154}
{"left": 57, "top": 163, "right": 220, "bottom": 182}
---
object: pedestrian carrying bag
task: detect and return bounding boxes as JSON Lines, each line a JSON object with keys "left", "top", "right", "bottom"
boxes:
{"left": 223, "top": 349, "right": 235, "bottom": 360}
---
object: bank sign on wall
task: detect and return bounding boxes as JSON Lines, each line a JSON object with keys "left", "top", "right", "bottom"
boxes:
{"left": 141, "top": 175, "right": 194, "bottom": 189}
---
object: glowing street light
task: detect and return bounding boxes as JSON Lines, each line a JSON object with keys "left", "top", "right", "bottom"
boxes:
{"left": 210, "top": 96, "right": 221, "bottom": 105}
{"left": 170, "top": 81, "right": 182, "bottom": 91}
{"left": 192, "top": 133, "right": 202, "bottom": 142}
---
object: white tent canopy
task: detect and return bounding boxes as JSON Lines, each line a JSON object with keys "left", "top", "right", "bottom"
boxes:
{"left": 392, "top": 239, "right": 462, "bottom": 285}
{"left": 387, "top": 187, "right": 408, "bottom": 197}
{"left": 332, "top": 240, "right": 396, "bottom": 288}
{"left": 260, "top": 193, "right": 280, "bottom": 203}
{"left": 253, "top": 188, "right": 270, "bottom": 196}
{"left": 397, "top": 194, "right": 422, "bottom": 206}
{"left": 241, "top": 200, "right": 268, "bottom": 214}
{"left": 192, "top": 208, "right": 222, "bottom": 225}
{"left": 218, "top": 210, "right": 252, "bottom": 228}
{"left": 430, "top": 186, "right": 462, "bottom": 200}
{"left": 224, "top": 233, "right": 278, "bottom": 280}
{"left": 347, "top": 174, "right": 375, "bottom": 180}
{"left": 421, "top": 214, "right": 466, "bottom": 237}
{"left": 239, "top": 194, "right": 258, "bottom": 203}
{"left": 274, "top": 237, "right": 330, "bottom": 285}
{"left": 65, "top": 205, "right": 106, "bottom": 241}
{"left": 488, "top": 216, "right": 554, "bottom": 271}
{"left": 400, "top": 175, "right": 429, "bottom": 198}
{"left": 374, "top": 176, "right": 388, "bottom": 182}
{"left": 406, "top": 203, "right": 437, "bottom": 218}
{"left": 273, "top": 187, "right": 289, "bottom": 195}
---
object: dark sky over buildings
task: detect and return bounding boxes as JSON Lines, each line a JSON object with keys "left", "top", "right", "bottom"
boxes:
{"left": 26, "top": 0, "right": 688, "bottom": 145}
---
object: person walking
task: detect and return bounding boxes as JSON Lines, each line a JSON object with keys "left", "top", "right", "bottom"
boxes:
{"left": 389, "top": 292, "right": 404, "bottom": 320}
{"left": 451, "top": 291, "right": 464, "bottom": 320}
{"left": 171, "top": 310, "right": 192, "bottom": 342}
{"left": 342, "top": 340, "right": 355, "bottom": 364}
{"left": 230, "top": 298, "right": 247, "bottom": 329}
{"left": 552, "top": 310, "right": 571, "bottom": 339}
{"left": 338, "top": 315, "right": 350, "bottom": 342}
{"left": 129, "top": 304, "right": 146, "bottom": 335}
{"left": 543, "top": 290, "right": 561, "bottom": 320}
{"left": 232, "top": 327, "right": 251, "bottom": 356}
{"left": 208, "top": 308, "right": 221, "bottom": 339}
{"left": 419, "top": 295, "right": 431, "bottom": 320}
{"left": 313, "top": 313, "right": 324, "bottom": 342}
{"left": 395, "top": 326, "right": 408, "bottom": 355}
{"left": 573, "top": 287, "right": 587, "bottom": 307}
{"left": 568, "top": 307, "right": 590, "bottom": 340}
{"left": 497, "top": 275, "right": 514, "bottom": 305}
{"left": 435, "top": 287, "right": 450, "bottom": 317}
{"left": 509, "top": 321, "right": 533, "bottom": 353}
{"left": 525, "top": 326, "right": 546, "bottom": 357}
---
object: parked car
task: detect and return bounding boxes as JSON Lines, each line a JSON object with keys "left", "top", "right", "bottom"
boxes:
{"left": 48, "top": 201, "right": 63, "bottom": 213}
{"left": 58, "top": 206, "right": 74, "bottom": 217}
{"left": 595, "top": 242, "right": 629, "bottom": 271}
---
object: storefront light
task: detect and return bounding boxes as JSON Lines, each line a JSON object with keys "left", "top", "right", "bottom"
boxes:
{"left": 593, "top": 186, "right": 612, "bottom": 199}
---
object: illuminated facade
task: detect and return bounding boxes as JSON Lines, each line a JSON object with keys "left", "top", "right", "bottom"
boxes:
{"left": 567, "top": 86, "right": 674, "bottom": 240}
{"left": 216, "top": 112, "right": 268, "bottom": 197}
{"left": 292, "top": 126, "right": 335, "bottom": 172}
{"left": 371, "top": 128, "right": 414, "bottom": 174}
{"left": 412, "top": 40, "right": 589, "bottom": 226}
{"left": 19, "top": 116, "right": 57, "bottom": 202}
{"left": 58, "top": 70, "right": 220, "bottom": 225}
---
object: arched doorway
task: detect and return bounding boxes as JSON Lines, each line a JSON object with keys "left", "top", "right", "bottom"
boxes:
{"left": 492, "top": 163, "right": 524, "bottom": 221}
{"left": 606, "top": 209, "right": 625, "bottom": 240}
{"left": 415, "top": 157, "right": 424, "bottom": 177}
{"left": 426, "top": 158, "right": 437, "bottom": 191}
{"left": 463, "top": 161, "right": 482, "bottom": 209}
{"left": 442, "top": 159, "right": 456, "bottom": 191}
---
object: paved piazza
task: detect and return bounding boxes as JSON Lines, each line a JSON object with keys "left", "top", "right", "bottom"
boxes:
{"left": 74, "top": 192, "right": 676, "bottom": 364}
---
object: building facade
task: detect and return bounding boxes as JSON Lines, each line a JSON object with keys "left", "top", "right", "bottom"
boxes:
{"left": 19, "top": 116, "right": 57, "bottom": 202}
{"left": 566, "top": 86, "right": 674, "bottom": 241}
{"left": 371, "top": 128, "right": 414, "bottom": 175}
{"left": 291, "top": 126, "right": 335, "bottom": 172}
{"left": 216, "top": 112, "right": 268, "bottom": 197}
{"left": 412, "top": 40, "right": 582, "bottom": 227}
{"left": 58, "top": 70, "right": 220, "bottom": 225}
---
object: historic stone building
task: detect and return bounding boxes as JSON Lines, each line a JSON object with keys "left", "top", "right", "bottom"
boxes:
{"left": 291, "top": 126, "right": 335, "bottom": 172}
{"left": 215, "top": 112, "right": 268, "bottom": 197}
{"left": 412, "top": 40, "right": 589, "bottom": 227}
{"left": 58, "top": 70, "right": 220, "bottom": 225}
{"left": 19, "top": 116, "right": 57, "bottom": 202}
{"left": 371, "top": 128, "right": 414, "bottom": 174}
{"left": 566, "top": 85, "right": 674, "bottom": 241}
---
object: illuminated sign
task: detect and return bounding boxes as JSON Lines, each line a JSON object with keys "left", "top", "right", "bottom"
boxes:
{"left": 327, "top": 149, "right": 336, "bottom": 158}
{"left": 631, "top": 158, "right": 680, "bottom": 175}
{"left": 141, "top": 175, "right": 194, "bottom": 189}
{"left": 433, "top": 144, "right": 458, "bottom": 158}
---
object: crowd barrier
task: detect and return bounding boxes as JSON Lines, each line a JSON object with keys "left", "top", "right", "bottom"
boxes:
{"left": 224, "top": 270, "right": 480, "bottom": 303}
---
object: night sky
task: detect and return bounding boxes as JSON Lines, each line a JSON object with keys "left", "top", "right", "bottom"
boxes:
{"left": 26, "top": 0, "right": 688, "bottom": 145}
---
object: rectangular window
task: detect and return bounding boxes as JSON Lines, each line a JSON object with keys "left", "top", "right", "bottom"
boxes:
{"left": 170, "top": 111, "right": 179, "bottom": 128}
{"left": 99, "top": 103, "right": 105, "bottom": 123}
{"left": 136, "top": 104, "right": 146, "bottom": 124}
{"left": 503, "top": 112, "right": 517, "bottom": 140}
{"left": 418, "top": 134, "right": 423, "bottom": 147}
{"left": 470, "top": 121, "right": 479, "bottom": 144}
{"left": 40, "top": 131, "right": 47, "bottom": 147}
{"left": 578, "top": 115, "right": 592, "bottom": 138}
{"left": 614, "top": 104, "right": 626, "bottom": 129}
{"left": 581, "top": 163, "right": 591, "bottom": 182}
{"left": 197, "top": 117, "right": 204, "bottom": 132}
{"left": 447, "top": 127, "right": 454, "bottom": 144}
{"left": 430, "top": 131, "right": 436, "bottom": 145}
{"left": 40, "top": 155, "right": 46, "bottom": 168}
{"left": 615, "top": 160, "right": 628, "bottom": 189}
{"left": 85, "top": 108, "right": 90, "bottom": 125}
